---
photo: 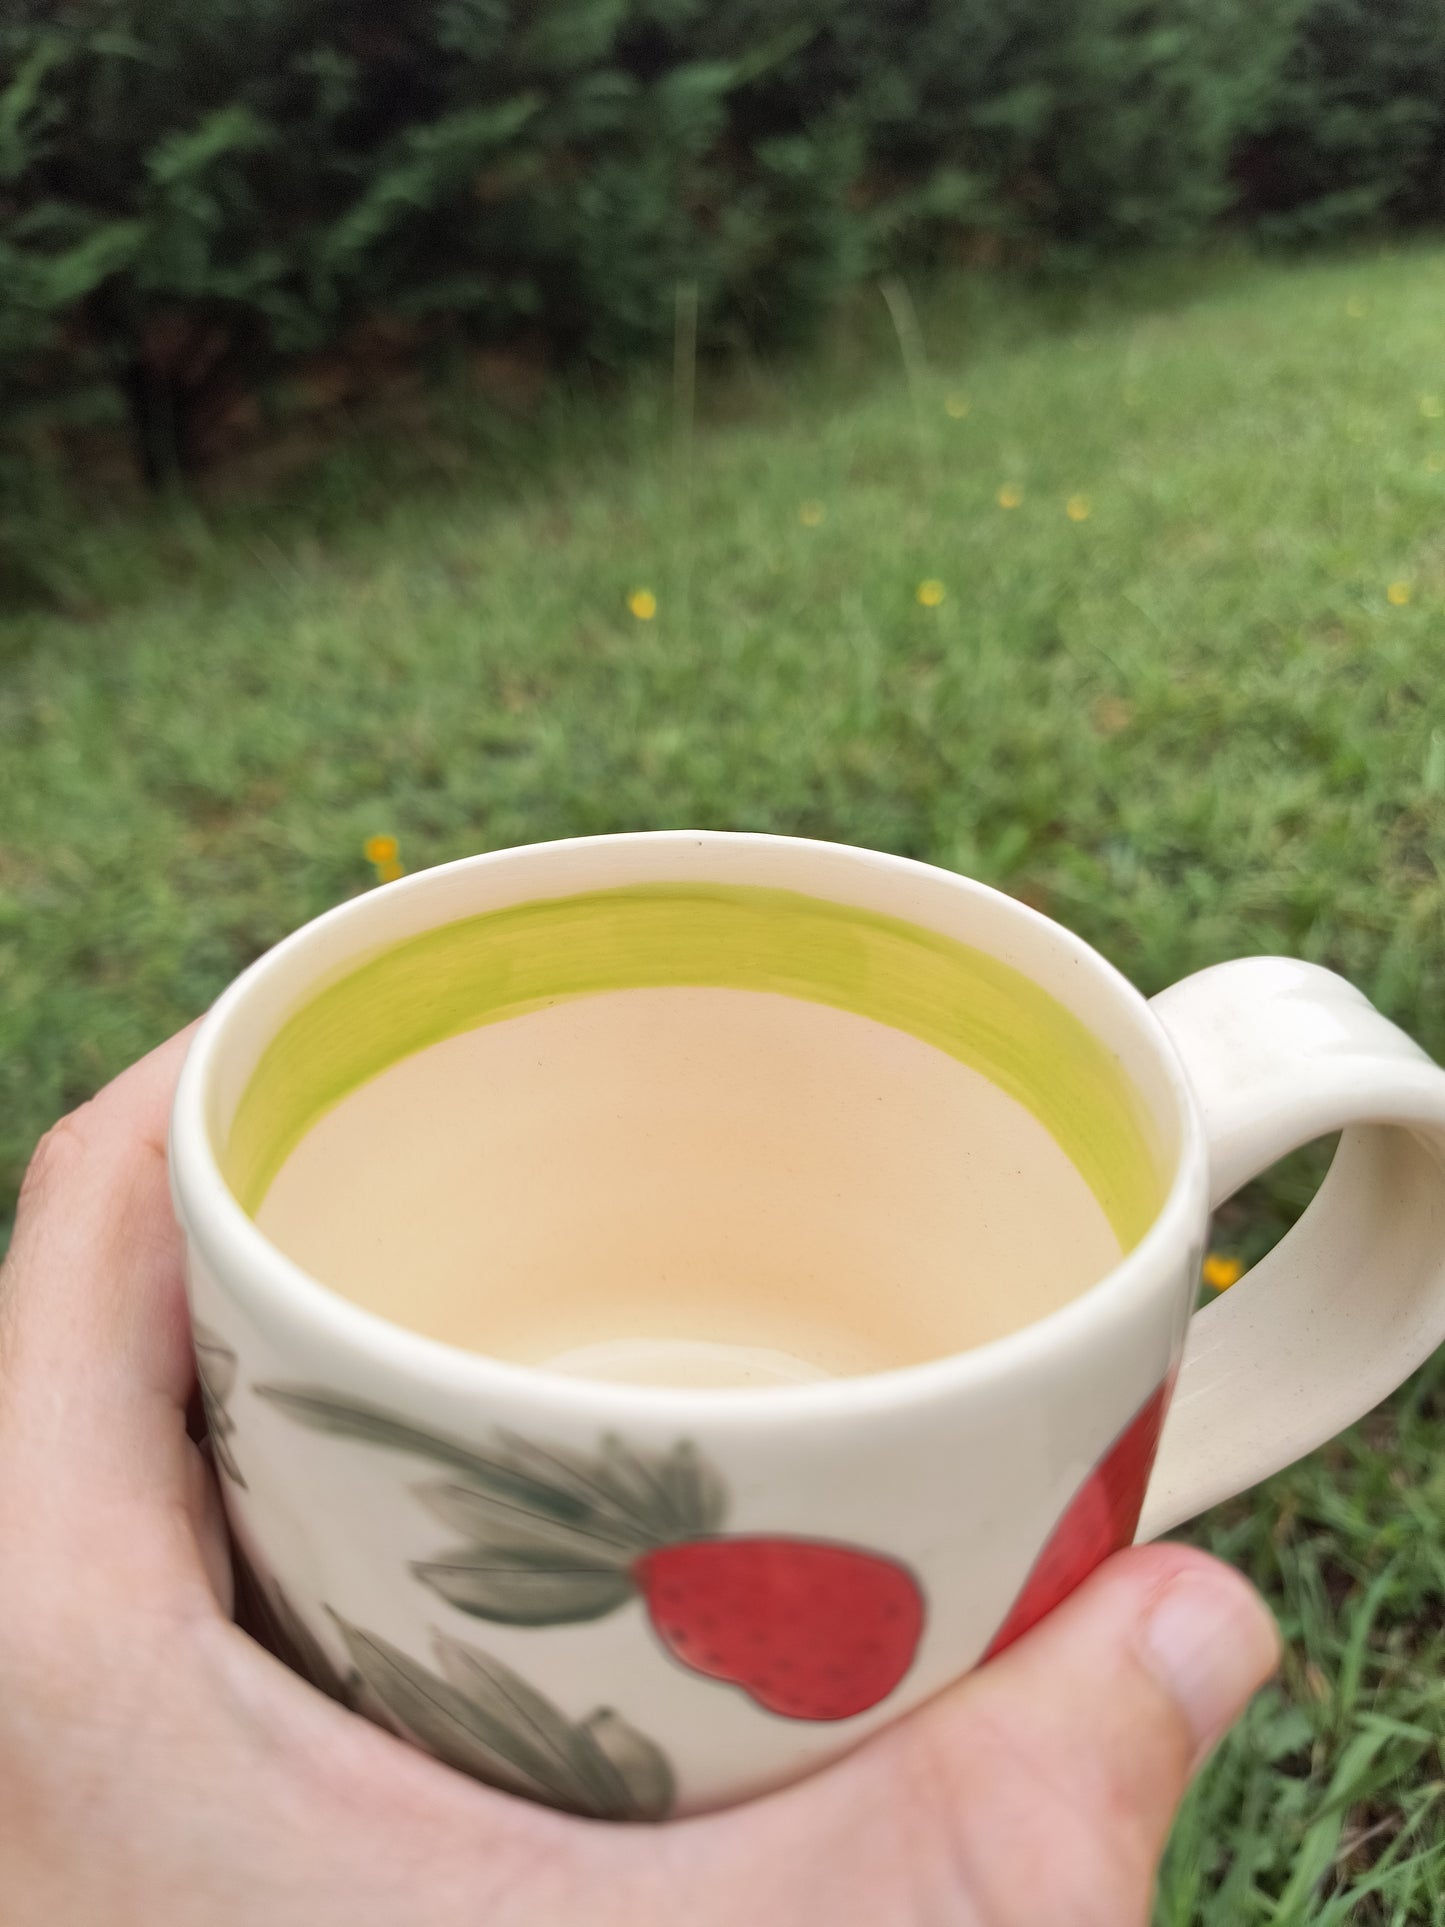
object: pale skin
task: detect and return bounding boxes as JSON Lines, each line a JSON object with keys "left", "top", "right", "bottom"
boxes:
{"left": 0, "top": 1026, "right": 1280, "bottom": 1926}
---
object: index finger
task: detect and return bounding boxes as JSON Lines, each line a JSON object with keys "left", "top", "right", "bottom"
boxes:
{"left": 0, "top": 1023, "right": 202, "bottom": 1481}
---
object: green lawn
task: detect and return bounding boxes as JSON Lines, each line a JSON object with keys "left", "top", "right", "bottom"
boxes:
{"left": 5, "top": 244, "right": 1445, "bottom": 1920}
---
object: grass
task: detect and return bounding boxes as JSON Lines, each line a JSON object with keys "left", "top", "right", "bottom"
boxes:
{"left": 5, "top": 242, "right": 1445, "bottom": 1919}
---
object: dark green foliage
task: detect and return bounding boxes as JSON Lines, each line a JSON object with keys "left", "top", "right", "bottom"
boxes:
{"left": 808, "top": 0, "right": 1291, "bottom": 258}
{"left": 1, "top": 0, "right": 881, "bottom": 483}
{"left": 2, "top": 0, "right": 1444, "bottom": 493}
{"left": 1237, "top": 0, "right": 1445, "bottom": 237}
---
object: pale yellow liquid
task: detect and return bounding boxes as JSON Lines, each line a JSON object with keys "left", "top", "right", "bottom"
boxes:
{"left": 255, "top": 987, "right": 1120, "bottom": 1387}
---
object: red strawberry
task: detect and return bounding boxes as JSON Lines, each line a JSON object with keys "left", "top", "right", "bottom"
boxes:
{"left": 634, "top": 1537, "right": 924, "bottom": 1721}
{"left": 982, "top": 1376, "right": 1173, "bottom": 1661}
{"left": 257, "top": 1394, "right": 928, "bottom": 1722}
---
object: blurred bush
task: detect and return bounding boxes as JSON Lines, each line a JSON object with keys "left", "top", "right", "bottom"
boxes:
{"left": 1236, "top": 0, "right": 1445, "bottom": 237}
{"left": 0, "top": 0, "right": 1438, "bottom": 491}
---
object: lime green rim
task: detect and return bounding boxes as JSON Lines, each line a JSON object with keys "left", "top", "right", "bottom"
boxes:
{"left": 226, "top": 881, "right": 1165, "bottom": 1246}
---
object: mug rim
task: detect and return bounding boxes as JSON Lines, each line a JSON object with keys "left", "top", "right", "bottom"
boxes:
{"left": 169, "top": 830, "right": 1210, "bottom": 1425}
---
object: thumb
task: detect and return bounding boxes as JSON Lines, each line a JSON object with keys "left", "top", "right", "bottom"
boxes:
{"left": 885, "top": 1544, "right": 1279, "bottom": 1926}
{"left": 687, "top": 1544, "right": 1278, "bottom": 1927}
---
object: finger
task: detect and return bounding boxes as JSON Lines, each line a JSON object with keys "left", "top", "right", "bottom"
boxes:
{"left": 1, "top": 1024, "right": 202, "bottom": 1493}
{"left": 677, "top": 1544, "right": 1278, "bottom": 1927}
{"left": 903, "top": 1544, "right": 1279, "bottom": 1924}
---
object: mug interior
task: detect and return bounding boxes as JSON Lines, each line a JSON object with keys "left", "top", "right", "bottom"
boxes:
{"left": 192, "top": 835, "right": 1187, "bottom": 1383}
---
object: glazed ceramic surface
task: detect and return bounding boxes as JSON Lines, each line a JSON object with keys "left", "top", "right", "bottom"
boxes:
{"left": 170, "top": 832, "right": 1445, "bottom": 1814}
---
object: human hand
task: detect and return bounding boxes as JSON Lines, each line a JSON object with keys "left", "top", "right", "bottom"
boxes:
{"left": 0, "top": 1027, "right": 1279, "bottom": 1926}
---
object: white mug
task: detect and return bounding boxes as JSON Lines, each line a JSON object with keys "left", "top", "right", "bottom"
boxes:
{"left": 168, "top": 832, "right": 1445, "bottom": 1816}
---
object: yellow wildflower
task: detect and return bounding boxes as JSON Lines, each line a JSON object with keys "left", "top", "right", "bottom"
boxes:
{"left": 1066, "top": 495, "right": 1090, "bottom": 522}
{"left": 363, "top": 834, "right": 399, "bottom": 866}
{"left": 1344, "top": 298, "right": 1365, "bottom": 319}
{"left": 1421, "top": 395, "right": 1443, "bottom": 419}
{"left": 944, "top": 394, "right": 970, "bottom": 419}
{"left": 1387, "top": 581, "right": 1412, "bottom": 607}
{"left": 799, "top": 502, "right": 824, "bottom": 527}
{"left": 916, "top": 579, "right": 946, "bottom": 608}
{"left": 1202, "top": 1253, "right": 1244, "bottom": 1291}
{"left": 997, "top": 484, "right": 1022, "bottom": 510}
{"left": 627, "top": 588, "right": 658, "bottom": 620}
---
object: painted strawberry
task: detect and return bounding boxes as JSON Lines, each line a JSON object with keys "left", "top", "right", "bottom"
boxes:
{"left": 982, "top": 1376, "right": 1173, "bottom": 1661}
{"left": 636, "top": 1537, "right": 923, "bottom": 1720}
{"left": 258, "top": 1386, "right": 926, "bottom": 1722}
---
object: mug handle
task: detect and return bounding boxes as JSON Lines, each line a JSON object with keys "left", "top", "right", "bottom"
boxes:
{"left": 1137, "top": 956, "right": 1445, "bottom": 1541}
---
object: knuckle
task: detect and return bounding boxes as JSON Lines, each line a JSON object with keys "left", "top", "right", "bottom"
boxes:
{"left": 16, "top": 1103, "right": 99, "bottom": 1215}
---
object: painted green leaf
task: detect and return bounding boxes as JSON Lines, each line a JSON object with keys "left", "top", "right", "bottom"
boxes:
{"left": 205, "top": 1412, "right": 247, "bottom": 1487}
{"left": 255, "top": 1386, "right": 689, "bottom": 1542}
{"left": 575, "top": 1435, "right": 725, "bottom": 1540}
{"left": 254, "top": 1387, "right": 570, "bottom": 1498}
{"left": 193, "top": 1324, "right": 247, "bottom": 1488}
{"left": 193, "top": 1323, "right": 238, "bottom": 1402}
{"left": 428, "top": 1633, "right": 674, "bottom": 1820}
{"left": 590, "top": 1435, "right": 694, "bottom": 1537}
{"left": 332, "top": 1617, "right": 675, "bottom": 1820}
{"left": 431, "top": 1633, "right": 599, "bottom": 1810}
{"left": 412, "top": 1479, "right": 637, "bottom": 1562}
{"left": 489, "top": 1429, "right": 689, "bottom": 1542}
{"left": 256, "top": 1385, "right": 728, "bottom": 1549}
{"left": 579, "top": 1707, "right": 676, "bottom": 1822}
{"left": 654, "top": 1438, "right": 728, "bottom": 1537}
{"left": 330, "top": 1615, "right": 553, "bottom": 1803}
{"left": 414, "top": 1545, "right": 635, "bottom": 1625}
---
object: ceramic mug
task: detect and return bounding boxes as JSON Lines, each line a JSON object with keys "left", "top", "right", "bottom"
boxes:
{"left": 168, "top": 831, "right": 1445, "bottom": 1817}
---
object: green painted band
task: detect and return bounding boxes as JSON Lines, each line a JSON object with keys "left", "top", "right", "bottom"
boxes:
{"left": 226, "top": 882, "right": 1165, "bottom": 1246}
